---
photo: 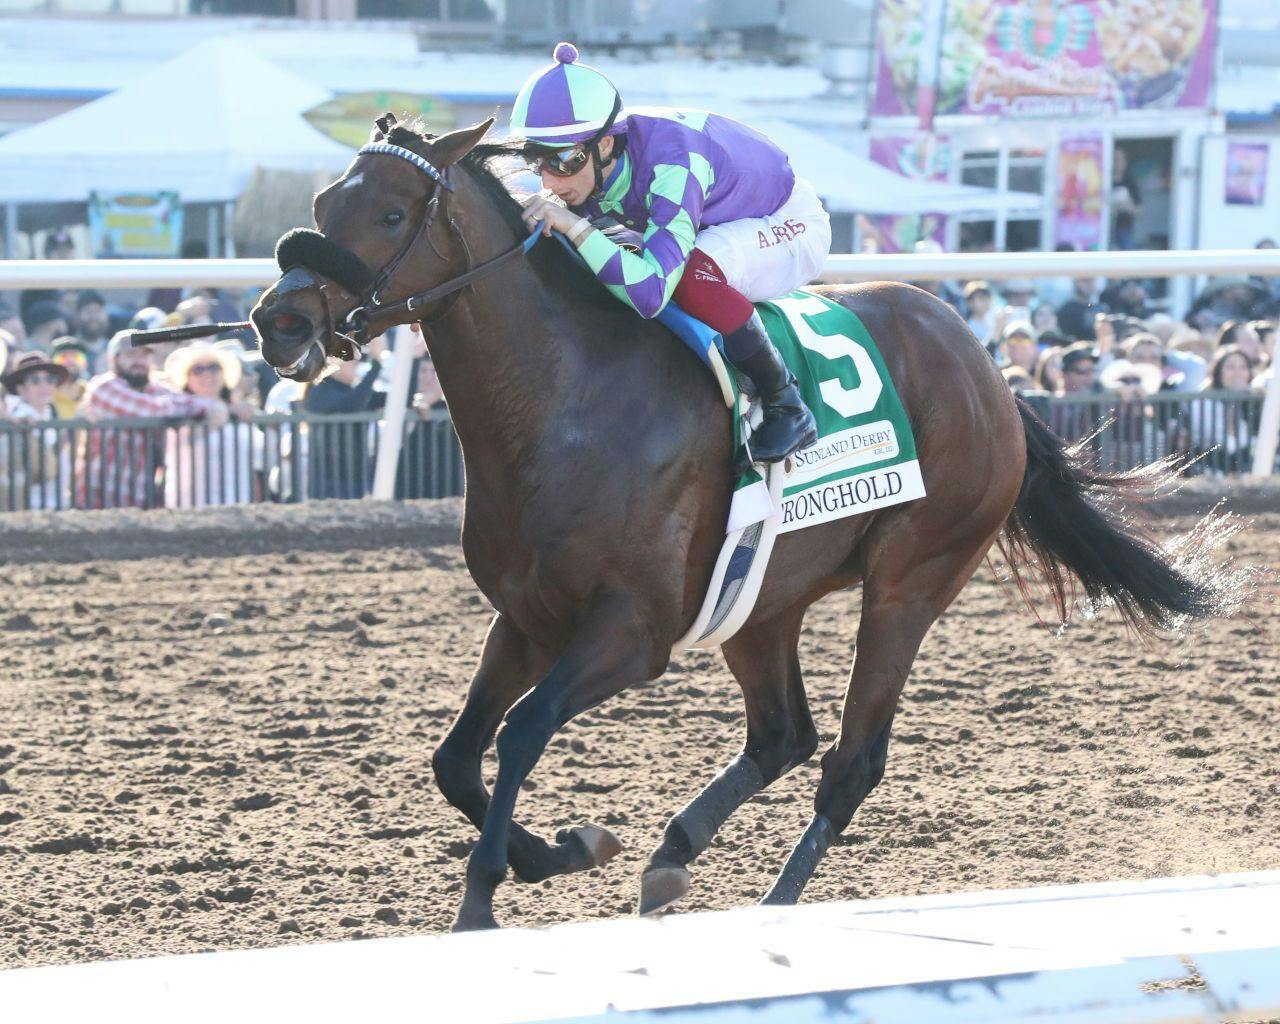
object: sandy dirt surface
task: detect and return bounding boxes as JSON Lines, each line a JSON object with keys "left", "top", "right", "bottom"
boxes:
{"left": 0, "top": 484, "right": 1277, "bottom": 970}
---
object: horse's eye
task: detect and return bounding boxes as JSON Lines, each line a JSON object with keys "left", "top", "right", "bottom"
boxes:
{"left": 383, "top": 211, "right": 404, "bottom": 228}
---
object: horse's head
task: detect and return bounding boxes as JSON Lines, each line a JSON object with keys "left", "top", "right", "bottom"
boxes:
{"left": 252, "top": 114, "right": 494, "bottom": 382}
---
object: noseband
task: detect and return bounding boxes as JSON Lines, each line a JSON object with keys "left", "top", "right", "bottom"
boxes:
{"left": 275, "top": 141, "right": 543, "bottom": 360}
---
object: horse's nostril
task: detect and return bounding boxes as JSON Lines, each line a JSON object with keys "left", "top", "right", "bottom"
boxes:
{"left": 266, "top": 309, "right": 314, "bottom": 343}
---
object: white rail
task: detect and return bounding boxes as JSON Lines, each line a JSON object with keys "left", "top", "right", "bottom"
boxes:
{"left": 3, "top": 249, "right": 1280, "bottom": 289}
{"left": 3, "top": 250, "right": 1277, "bottom": 475}
{"left": 0, "top": 871, "right": 1277, "bottom": 1023}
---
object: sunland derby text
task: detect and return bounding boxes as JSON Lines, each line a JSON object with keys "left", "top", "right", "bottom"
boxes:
{"left": 778, "top": 460, "right": 926, "bottom": 535}
{"left": 784, "top": 421, "right": 900, "bottom": 486}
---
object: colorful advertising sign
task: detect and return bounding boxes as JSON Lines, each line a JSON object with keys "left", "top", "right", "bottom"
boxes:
{"left": 88, "top": 192, "right": 182, "bottom": 258}
{"left": 872, "top": 0, "right": 1218, "bottom": 119}
{"left": 862, "top": 133, "right": 951, "bottom": 254}
{"left": 1224, "top": 142, "right": 1268, "bottom": 207}
{"left": 1054, "top": 130, "right": 1106, "bottom": 250}
{"left": 304, "top": 92, "right": 458, "bottom": 148}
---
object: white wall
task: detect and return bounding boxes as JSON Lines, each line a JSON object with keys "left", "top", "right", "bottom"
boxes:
{"left": 1197, "top": 134, "right": 1280, "bottom": 249}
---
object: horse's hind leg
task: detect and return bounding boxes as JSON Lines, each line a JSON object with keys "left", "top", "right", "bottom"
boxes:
{"left": 639, "top": 610, "right": 817, "bottom": 915}
{"left": 762, "top": 522, "right": 1003, "bottom": 905}
{"left": 433, "top": 613, "right": 622, "bottom": 885}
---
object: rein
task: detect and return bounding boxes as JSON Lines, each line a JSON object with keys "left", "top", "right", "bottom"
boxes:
{"left": 313, "top": 142, "right": 544, "bottom": 356}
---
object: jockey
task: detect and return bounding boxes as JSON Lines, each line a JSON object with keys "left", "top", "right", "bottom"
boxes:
{"left": 513, "top": 43, "right": 829, "bottom": 464}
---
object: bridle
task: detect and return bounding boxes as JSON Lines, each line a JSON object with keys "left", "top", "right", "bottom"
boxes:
{"left": 278, "top": 141, "right": 544, "bottom": 363}
{"left": 125, "top": 137, "right": 543, "bottom": 364}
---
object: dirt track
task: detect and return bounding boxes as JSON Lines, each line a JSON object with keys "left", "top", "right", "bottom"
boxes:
{"left": 1, "top": 484, "right": 1277, "bottom": 970}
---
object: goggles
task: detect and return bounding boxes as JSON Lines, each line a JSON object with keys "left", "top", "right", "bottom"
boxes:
{"left": 53, "top": 351, "right": 89, "bottom": 377}
{"left": 524, "top": 145, "right": 591, "bottom": 178}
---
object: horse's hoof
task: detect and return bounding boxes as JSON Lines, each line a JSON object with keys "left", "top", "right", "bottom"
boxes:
{"left": 561, "top": 823, "right": 623, "bottom": 868}
{"left": 451, "top": 908, "right": 499, "bottom": 933}
{"left": 638, "top": 865, "right": 691, "bottom": 916}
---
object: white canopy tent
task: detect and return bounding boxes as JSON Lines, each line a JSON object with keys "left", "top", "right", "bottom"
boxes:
{"left": 747, "top": 118, "right": 1043, "bottom": 216}
{"left": 0, "top": 38, "right": 353, "bottom": 256}
{"left": 0, "top": 37, "right": 352, "bottom": 202}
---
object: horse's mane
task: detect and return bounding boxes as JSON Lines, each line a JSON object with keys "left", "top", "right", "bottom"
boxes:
{"left": 378, "top": 120, "right": 619, "bottom": 312}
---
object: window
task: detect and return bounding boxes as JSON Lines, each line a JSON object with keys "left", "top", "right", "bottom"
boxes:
{"left": 959, "top": 220, "right": 995, "bottom": 253}
{"left": 1006, "top": 218, "right": 1042, "bottom": 252}
{"left": 960, "top": 150, "right": 999, "bottom": 190}
{"left": 1008, "top": 149, "right": 1045, "bottom": 195}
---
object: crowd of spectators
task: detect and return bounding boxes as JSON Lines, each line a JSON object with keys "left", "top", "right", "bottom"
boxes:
{"left": 2, "top": 226, "right": 1277, "bottom": 513}
{"left": 918, "top": 236, "right": 1279, "bottom": 474}
{"left": 0, "top": 228, "right": 446, "bottom": 512}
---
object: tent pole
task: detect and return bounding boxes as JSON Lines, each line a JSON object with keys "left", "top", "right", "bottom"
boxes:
{"left": 207, "top": 204, "right": 219, "bottom": 260}
{"left": 3, "top": 202, "right": 16, "bottom": 260}
{"left": 224, "top": 202, "right": 235, "bottom": 258}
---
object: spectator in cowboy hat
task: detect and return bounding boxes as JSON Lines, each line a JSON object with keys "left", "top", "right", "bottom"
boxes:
{"left": 3, "top": 352, "right": 71, "bottom": 417}
{"left": 2, "top": 351, "right": 72, "bottom": 509}
{"left": 23, "top": 301, "right": 69, "bottom": 352}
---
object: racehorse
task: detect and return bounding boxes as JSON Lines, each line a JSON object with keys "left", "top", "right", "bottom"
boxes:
{"left": 250, "top": 116, "right": 1232, "bottom": 932}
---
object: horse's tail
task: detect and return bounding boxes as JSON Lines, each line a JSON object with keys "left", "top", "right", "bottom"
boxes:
{"left": 998, "top": 396, "right": 1240, "bottom": 637}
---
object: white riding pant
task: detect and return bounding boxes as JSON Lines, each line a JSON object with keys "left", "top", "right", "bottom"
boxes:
{"left": 692, "top": 177, "right": 832, "bottom": 302}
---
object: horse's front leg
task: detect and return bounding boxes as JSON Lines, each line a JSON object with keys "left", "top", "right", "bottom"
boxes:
{"left": 433, "top": 612, "right": 622, "bottom": 884}
{"left": 452, "top": 593, "right": 660, "bottom": 932}
{"left": 639, "top": 609, "right": 817, "bottom": 914}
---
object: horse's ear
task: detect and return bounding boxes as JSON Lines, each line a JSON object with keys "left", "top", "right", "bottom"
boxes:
{"left": 426, "top": 118, "right": 496, "bottom": 169}
{"left": 372, "top": 111, "right": 398, "bottom": 140}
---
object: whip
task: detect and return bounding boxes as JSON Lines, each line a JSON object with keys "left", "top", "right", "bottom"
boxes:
{"left": 126, "top": 321, "right": 253, "bottom": 348}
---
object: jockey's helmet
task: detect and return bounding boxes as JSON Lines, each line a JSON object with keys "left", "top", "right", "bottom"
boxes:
{"left": 510, "top": 42, "right": 623, "bottom": 149}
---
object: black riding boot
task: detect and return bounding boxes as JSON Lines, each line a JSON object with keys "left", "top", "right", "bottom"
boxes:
{"left": 725, "top": 312, "right": 818, "bottom": 463}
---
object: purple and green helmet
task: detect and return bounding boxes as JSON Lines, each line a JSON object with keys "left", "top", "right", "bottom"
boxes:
{"left": 510, "top": 42, "right": 623, "bottom": 148}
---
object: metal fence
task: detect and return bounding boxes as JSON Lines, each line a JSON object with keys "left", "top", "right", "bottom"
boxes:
{"left": 1023, "top": 390, "right": 1267, "bottom": 477}
{"left": 0, "top": 391, "right": 1269, "bottom": 515}
{"left": 0, "top": 409, "right": 463, "bottom": 513}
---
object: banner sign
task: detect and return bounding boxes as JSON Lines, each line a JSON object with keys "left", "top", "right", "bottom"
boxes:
{"left": 872, "top": 0, "right": 1218, "bottom": 119}
{"left": 861, "top": 134, "right": 951, "bottom": 254}
{"left": 88, "top": 192, "right": 182, "bottom": 258}
{"left": 1224, "top": 142, "right": 1268, "bottom": 207}
{"left": 304, "top": 92, "right": 458, "bottom": 149}
{"left": 1054, "top": 130, "right": 1106, "bottom": 250}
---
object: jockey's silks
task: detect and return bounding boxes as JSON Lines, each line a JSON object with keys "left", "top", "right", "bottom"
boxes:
{"left": 574, "top": 108, "right": 795, "bottom": 320}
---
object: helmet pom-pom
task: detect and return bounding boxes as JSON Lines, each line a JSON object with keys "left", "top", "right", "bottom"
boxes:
{"left": 553, "top": 41, "right": 579, "bottom": 64}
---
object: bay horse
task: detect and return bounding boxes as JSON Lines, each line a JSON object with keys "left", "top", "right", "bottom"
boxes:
{"left": 250, "top": 116, "right": 1231, "bottom": 932}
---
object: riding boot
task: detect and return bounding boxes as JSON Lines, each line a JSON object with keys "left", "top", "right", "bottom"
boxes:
{"left": 725, "top": 312, "right": 818, "bottom": 463}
